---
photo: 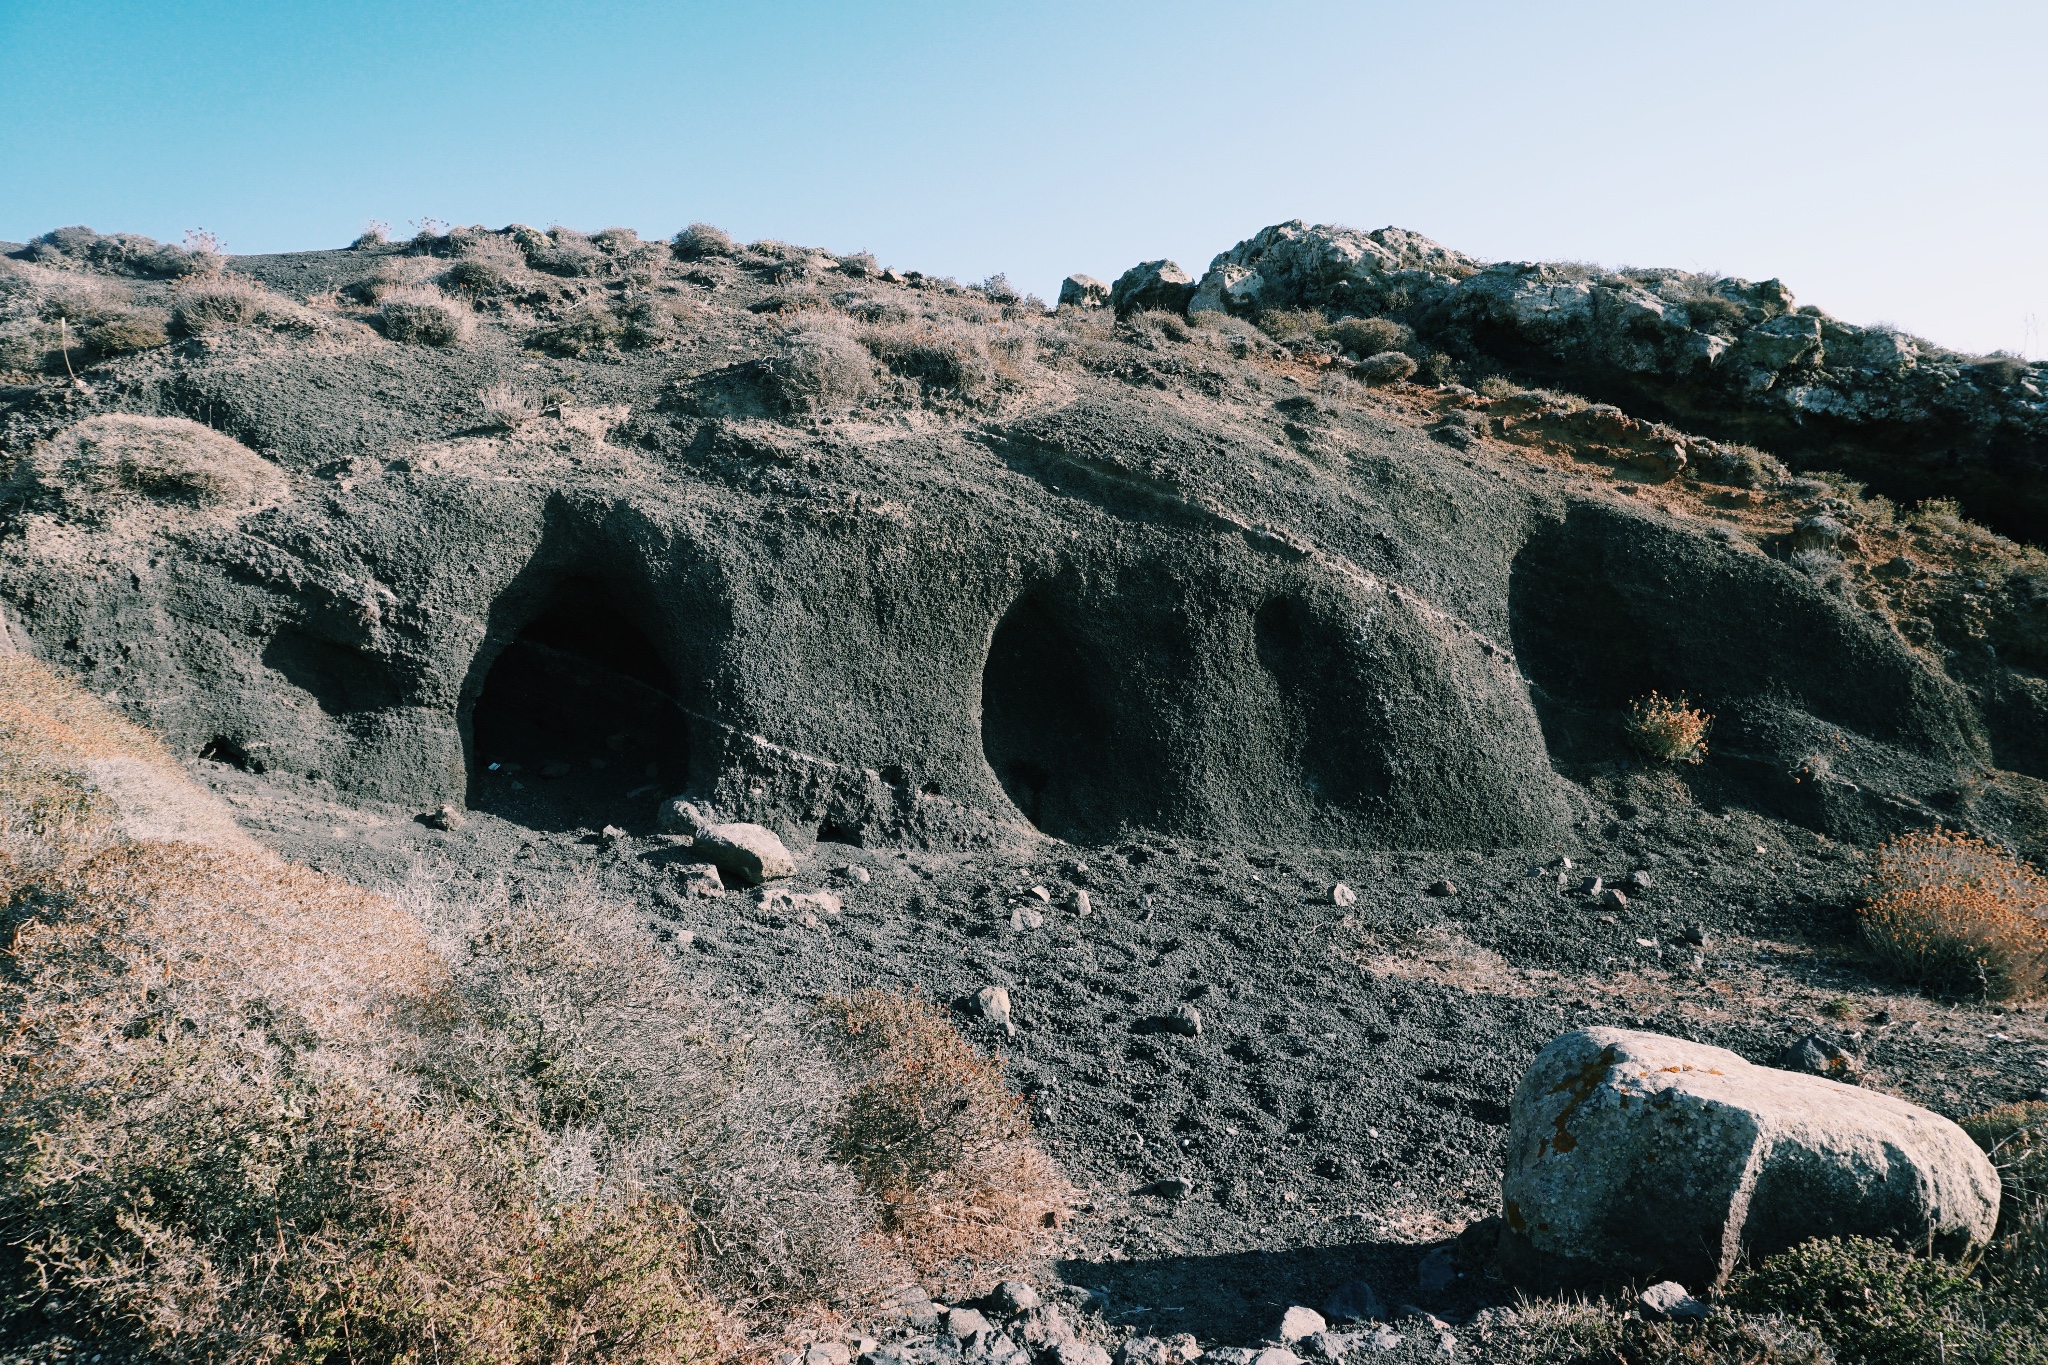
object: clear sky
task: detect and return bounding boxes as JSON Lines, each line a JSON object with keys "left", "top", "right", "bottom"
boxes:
{"left": 3, "top": 1, "right": 2043, "bottom": 357}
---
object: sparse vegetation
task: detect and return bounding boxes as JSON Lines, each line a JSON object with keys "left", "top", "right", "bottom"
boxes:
{"left": 1256, "top": 307, "right": 1325, "bottom": 345}
{"left": 1860, "top": 828, "right": 2048, "bottom": 1000}
{"left": 9, "top": 414, "right": 286, "bottom": 513}
{"left": 1625, "top": 692, "right": 1713, "bottom": 764}
{"left": 527, "top": 304, "right": 627, "bottom": 357}
{"left": 478, "top": 383, "right": 541, "bottom": 431}
{"left": 673, "top": 223, "right": 736, "bottom": 260}
{"left": 170, "top": 276, "right": 319, "bottom": 337}
{"left": 0, "top": 658, "right": 1064, "bottom": 1359}
{"left": 378, "top": 287, "right": 475, "bottom": 346}
{"left": 760, "top": 328, "right": 878, "bottom": 412}
{"left": 861, "top": 318, "right": 999, "bottom": 395}
{"left": 83, "top": 310, "right": 170, "bottom": 358}
{"left": 1325, "top": 315, "right": 1412, "bottom": 357}
{"left": 816, "top": 988, "right": 1071, "bottom": 1286}
{"left": 1355, "top": 350, "right": 1419, "bottom": 384}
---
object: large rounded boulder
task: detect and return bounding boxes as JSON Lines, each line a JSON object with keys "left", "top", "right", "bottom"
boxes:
{"left": 1500, "top": 1028, "right": 2000, "bottom": 1291}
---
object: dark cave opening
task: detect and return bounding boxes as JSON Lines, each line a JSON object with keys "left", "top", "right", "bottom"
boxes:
{"left": 980, "top": 595, "right": 1116, "bottom": 842}
{"left": 1507, "top": 531, "right": 1663, "bottom": 767}
{"left": 467, "top": 579, "right": 690, "bottom": 832}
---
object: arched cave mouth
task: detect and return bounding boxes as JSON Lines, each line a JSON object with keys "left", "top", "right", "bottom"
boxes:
{"left": 1507, "top": 530, "right": 1663, "bottom": 767}
{"left": 979, "top": 595, "right": 1117, "bottom": 843}
{"left": 467, "top": 579, "right": 690, "bottom": 833}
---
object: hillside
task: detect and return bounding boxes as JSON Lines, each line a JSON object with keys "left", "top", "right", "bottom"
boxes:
{"left": 2, "top": 219, "right": 2047, "bottom": 1362}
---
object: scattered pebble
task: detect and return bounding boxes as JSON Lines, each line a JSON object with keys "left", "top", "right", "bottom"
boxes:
{"left": 1427, "top": 879, "right": 1457, "bottom": 897}
{"left": 1331, "top": 883, "right": 1357, "bottom": 907}
{"left": 1072, "top": 890, "right": 1092, "bottom": 917}
{"left": 975, "top": 985, "right": 1014, "bottom": 1035}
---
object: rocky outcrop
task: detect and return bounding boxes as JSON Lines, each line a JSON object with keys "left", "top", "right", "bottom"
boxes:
{"left": 1187, "top": 221, "right": 2048, "bottom": 541}
{"left": 1058, "top": 274, "right": 1110, "bottom": 309}
{"left": 1110, "top": 261, "right": 1195, "bottom": 317}
{"left": 1500, "top": 1028, "right": 2001, "bottom": 1290}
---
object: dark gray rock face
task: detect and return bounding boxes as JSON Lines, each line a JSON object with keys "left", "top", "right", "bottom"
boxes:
{"left": 1192, "top": 220, "right": 2048, "bottom": 542}
{"left": 0, "top": 224, "right": 2007, "bottom": 858}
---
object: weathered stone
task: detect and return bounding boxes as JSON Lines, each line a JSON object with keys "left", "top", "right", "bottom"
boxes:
{"left": 944, "top": 1308, "right": 992, "bottom": 1339}
{"left": 1277, "top": 1305, "right": 1326, "bottom": 1342}
{"left": 678, "top": 863, "right": 725, "bottom": 897}
{"left": 1321, "top": 1277, "right": 1385, "bottom": 1323}
{"left": 1157, "top": 1004, "right": 1202, "bottom": 1036}
{"left": 422, "top": 802, "right": 464, "bottom": 830}
{"left": 692, "top": 822, "right": 795, "bottom": 884}
{"left": 1115, "top": 1336, "right": 1198, "bottom": 1365}
{"left": 1058, "top": 274, "right": 1110, "bottom": 309}
{"left": 658, "top": 796, "right": 707, "bottom": 834}
{"left": 1427, "top": 879, "right": 1457, "bottom": 897}
{"left": 989, "top": 1280, "right": 1041, "bottom": 1314}
{"left": 762, "top": 886, "right": 843, "bottom": 916}
{"left": 1072, "top": 889, "right": 1092, "bottom": 917}
{"left": 975, "top": 985, "right": 1014, "bottom": 1035}
{"left": 1111, "top": 260, "right": 1196, "bottom": 317}
{"left": 806, "top": 1345, "right": 852, "bottom": 1365}
{"left": 1776, "top": 1033, "right": 1860, "bottom": 1082}
{"left": 1331, "top": 883, "right": 1357, "bottom": 907}
{"left": 1143, "top": 1176, "right": 1193, "bottom": 1200}
{"left": 1501, "top": 1028, "right": 2001, "bottom": 1289}
{"left": 1638, "top": 1281, "right": 1709, "bottom": 1320}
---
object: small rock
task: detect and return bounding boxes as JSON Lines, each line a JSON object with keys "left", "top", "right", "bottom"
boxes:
{"left": 1581, "top": 876, "right": 1604, "bottom": 897}
{"left": 1417, "top": 1246, "right": 1456, "bottom": 1294}
{"left": 1776, "top": 1032, "right": 1861, "bottom": 1082}
{"left": 1017, "top": 1307, "right": 1073, "bottom": 1348}
{"left": 1278, "top": 1305, "right": 1327, "bottom": 1343}
{"left": 692, "top": 822, "right": 795, "bottom": 884}
{"left": 1116, "top": 1337, "right": 1198, "bottom": 1365}
{"left": 1058, "top": 274, "right": 1111, "bottom": 309}
{"left": 1624, "top": 869, "right": 1654, "bottom": 892}
{"left": 1331, "top": 883, "right": 1358, "bottom": 907}
{"left": 807, "top": 1346, "right": 853, "bottom": 1365}
{"left": 600, "top": 823, "right": 627, "bottom": 844}
{"left": 1428, "top": 879, "right": 1457, "bottom": 897}
{"left": 762, "top": 887, "right": 843, "bottom": 916}
{"left": 945, "top": 1308, "right": 993, "bottom": 1339}
{"left": 1159, "top": 1003, "right": 1203, "bottom": 1036}
{"left": 422, "top": 802, "right": 465, "bottom": 830}
{"left": 1072, "top": 889, "right": 1092, "bottom": 917}
{"left": 989, "top": 1280, "right": 1041, "bottom": 1314}
{"left": 1321, "top": 1277, "right": 1385, "bottom": 1323}
{"left": 1365, "top": 1328, "right": 1402, "bottom": 1354}
{"left": 839, "top": 864, "right": 871, "bottom": 884}
{"left": 1030, "top": 885, "right": 1052, "bottom": 902}
{"left": 1047, "top": 1342, "right": 1112, "bottom": 1365}
{"left": 1597, "top": 887, "right": 1629, "bottom": 910}
{"left": 975, "top": 985, "right": 1015, "bottom": 1035}
{"left": 658, "top": 797, "right": 707, "bottom": 834}
{"left": 673, "top": 929, "right": 696, "bottom": 949}
{"left": 1008, "top": 904, "right": 1044, "bottom": 931}
{"left": 1682, "top": 922, "right": 1707, "bottom": 946}
{"left": 1143, "top": 1176, "right": 1193, "bottom": 1200}
{"left": 678, "top": 863, "right": 725, "bottom": 897}
{"left": 1639, "top": 1281, "right": 1709, "bottom": 1320}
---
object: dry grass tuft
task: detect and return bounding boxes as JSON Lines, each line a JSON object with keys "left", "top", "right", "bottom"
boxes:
{"left": 1625, "top": 691, "right": 1712, "bottom": 764}
{"left": 1860, "top": 829, "right": 2048, "bottom": 1000}
{"left": 9, "top": 415, "right": 288, "bottom": 516}
{"left": 170, "top": 276, "right": 316, "bottom": 338}
{"left": 816, "top": 988, "right": 1071, "bottom": 1293}
{"left": 478, "top": 383, "right": 542, "bottom": 431}
{"left": 378, "top": 287, "right": 475, "bottom": 347}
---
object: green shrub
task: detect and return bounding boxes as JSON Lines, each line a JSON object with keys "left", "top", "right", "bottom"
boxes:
{"left": 1726, "top": 1236, "right": 2045, "bottom": 1364}
{"left": 1470, "top": 1299, "right": 1831, "bottom": 1365}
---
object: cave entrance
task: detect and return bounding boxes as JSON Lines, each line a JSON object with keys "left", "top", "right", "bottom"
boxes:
{"left": 468, "top": 579, "right": 690, "bottom": 832}
{"left": 980, "top": 595, "right": 1116, "bottom": 842}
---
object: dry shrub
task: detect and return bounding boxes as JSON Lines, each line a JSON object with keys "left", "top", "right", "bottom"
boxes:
{"left": 378, "top": 287, "right": 475, "bottom": 347}
{"left": 1256, "top": 308, "right": 1324, "bottom": 345}
{"left": 673, "top": 223, "right": 735, "bottom": 260}
{"left": 1468, "top": 1297, "right": 1830, "bottom": 1364}
{"left": 478, "top": 383, "right": 541, "bottom": 431}
{"left": 1860, "top": 829, "right": 2048, "bottom": 1000}
{"left": 1355, "top": 350, "right": 1419, "bottom": 384}
{"left": 860, "top": 320, "right": 998, "bottom": 395}
{"left": 1325, "top": 315, "right": 1412, "bottom": 356}
{"left": 0, "top": 657, "right": 727, "bottom": 1362}
{"left": 169, "top": 277, "right": 316, "bottom": 338}
{"left": 1625, "top": 691, "right": 1712, "bottom": 764}
{"left": 10, "top": 414, "right": 287, "bottom": 515}
{"left": 528, "top": 304, "right": 626, "bottom": 357}
{"left": 759, "top": 328, "right": 877, "bottom": 413}
{"left": 84, "top": 311, "right": 170, "bottom": 358}
{"left": 816, "top": 989, "right": 1070, "bottom": 1290}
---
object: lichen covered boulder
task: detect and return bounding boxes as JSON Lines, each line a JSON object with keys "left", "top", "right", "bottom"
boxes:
{"left": 1500, "top": 1027, "right": 2000, "bottom": 1290}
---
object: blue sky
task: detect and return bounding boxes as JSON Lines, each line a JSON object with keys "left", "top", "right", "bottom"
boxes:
{"left": 4, "top": 1, "right": 2043, "bottom": 356}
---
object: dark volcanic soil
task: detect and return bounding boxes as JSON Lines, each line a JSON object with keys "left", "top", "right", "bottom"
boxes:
{"left": 198, "top": 756, "right": 2048, "bottom": 1351}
